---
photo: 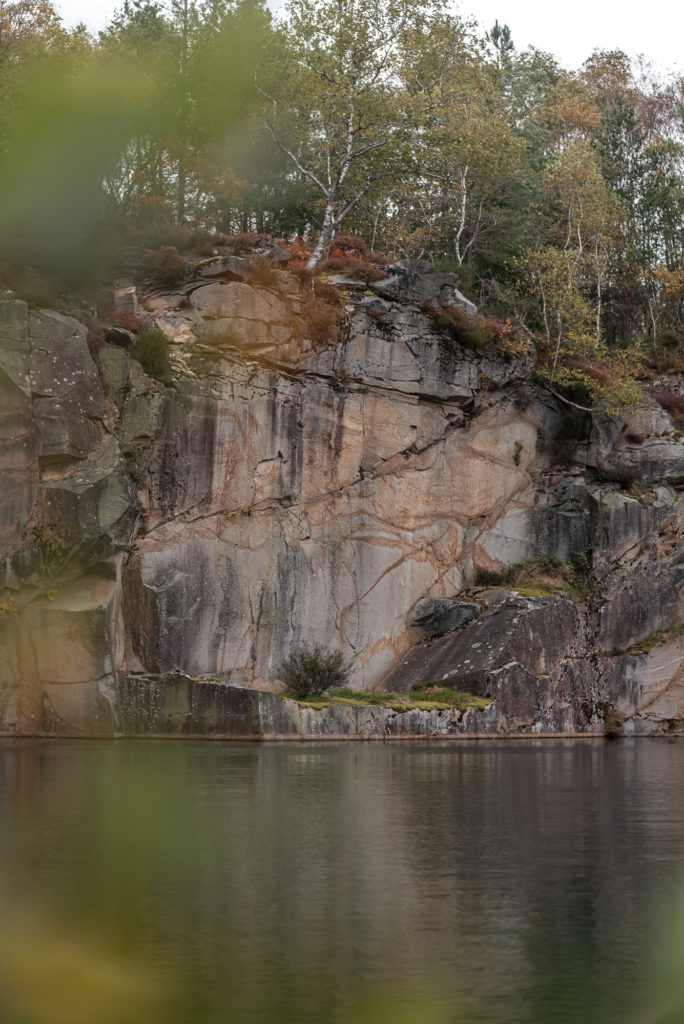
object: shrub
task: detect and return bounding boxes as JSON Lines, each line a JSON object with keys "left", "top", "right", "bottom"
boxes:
{"left": 144, "top": 246, "right": 188, "bottom": 289}
{"left": 281, "top": 644, "right": 348, "bottom": 698}
{"left": 221, "top": 232, "right": 267, "bottom": 254}
{"left": 326, "top": 234, "right": 368, "bottom": 258}
{"left": 282, "top": 238, "right": 314, "bottom": 263}
{"left": 109, "top": 311, "right": 143, "bottom": 333}
{"left": 474, "top": 554, "right": 593, "bottom": 600}
{"left": 194, "top": 242, "right": 218, "bottom": 258}
{"left": 297, "top": 283, "right": 344, "bottom": 346}
{"left": 566, "top": 356, "right": 615, "bottom": 388}
{"left": 319, "top": 256, "right": 387, "bottom": 282}
{"left": 604, "top": 718, "right": 621, "bottom": 739}
{"left": 592, "top": 465, "right": 637, "bottom": 488}
{"left": 299, "top": 298, "right": 343, "bottom": 346}
{"left": 653, "top": 390, "right": 684, "bottom": 429}
{"left": 289, "top": 261, "right": 315, "bottom": 285}
{"left": 130, "top": 330, "right": 173, "bottom": 386}
{"left": 644, "top": 351, "right": 684, "bottom": 375}
{"left": 330, "top": 371, "right": 351, "bottom": 392}
{"left": 313, "top": 279, "right": 342, "bottom": 304}
{"left": 430, "top": 304, "right": 492, "bottom": 352}
{"left": 475, "top": 565, "right": 516, "bottom": 587}
{"left": 431, "top": 305, "right": 530, "bottom": 358}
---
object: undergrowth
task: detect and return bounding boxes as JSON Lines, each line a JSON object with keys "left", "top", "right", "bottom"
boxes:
{"left": 428, "top": 302, "right": 529, "bottom": 359}
{"left": 629, "top": 623, "right": 684, "bottom": 656}
{"left": 653, "top": 390, "right": 684, "bottom": 429}
{"left": 130, "top": 330, "right": 174, "bottom": 386}
{"left": 287, "top": 685, "right": 489, "bottom": 713}
{"left": 475, "top": 553, "right": 594, "bottom": 601}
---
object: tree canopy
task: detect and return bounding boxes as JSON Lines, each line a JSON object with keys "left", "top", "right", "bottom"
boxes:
{"left": 2, "top": 0, "right": 684, "bottom": 409}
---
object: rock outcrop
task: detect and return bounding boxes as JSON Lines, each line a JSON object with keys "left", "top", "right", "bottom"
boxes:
{"left": 1, "top": 255, "right": 683, "bottom": 738}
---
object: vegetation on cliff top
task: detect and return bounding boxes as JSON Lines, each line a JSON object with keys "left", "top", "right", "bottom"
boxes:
{"left": 1, "top": 2, "right": 684, "bottom": 410}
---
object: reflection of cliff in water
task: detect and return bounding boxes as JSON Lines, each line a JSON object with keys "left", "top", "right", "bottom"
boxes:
{"left": 2, "top": 739, "right": 684, "bottom": 1023}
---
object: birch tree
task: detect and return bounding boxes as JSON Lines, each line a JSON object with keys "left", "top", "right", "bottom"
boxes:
{"left": 393, "top": 15, "right": 523, "bottom": 267}
{"left": 266, "top": 0, "right": 445, "bottom": 268}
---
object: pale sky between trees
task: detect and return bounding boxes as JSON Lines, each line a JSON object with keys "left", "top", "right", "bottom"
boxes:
{"left": 56, "top": 0, "right": 684, "bottom": 73}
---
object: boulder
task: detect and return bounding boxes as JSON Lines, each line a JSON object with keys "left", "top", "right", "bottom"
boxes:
{"left": 371, "top": 266, "right": 478, "bottom": 316}
{"left": 190, "top": 281, "right": 289, "bottom": 323}
{"left": 197, "top": 255, "right": 252, "bottom": 281}
{"left": 254, "top": 240, "right": 291, "bottom": 264}
{"left": 114, "top": 285, "right": 138, "bottom": 315}
{"left": 408, "top": 598, "right": 478, "bottom": 637}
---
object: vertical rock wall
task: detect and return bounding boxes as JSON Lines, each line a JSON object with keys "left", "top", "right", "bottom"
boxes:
{"left": 1, "top": 260, "right": 684, "bottom": 737}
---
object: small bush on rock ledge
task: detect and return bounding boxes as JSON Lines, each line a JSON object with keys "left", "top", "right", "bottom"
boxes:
{"left": 131, "top": 330, "right": 173, "bottom": 386}
{"left": 281, "top": 645, "right": 348, "bottom": 698}
{"left": 144, "top": 246, "right": 188, "bottom": 288}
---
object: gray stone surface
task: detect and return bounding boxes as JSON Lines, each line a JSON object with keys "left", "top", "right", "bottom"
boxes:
{"left": 408, "top": 598, "right": 478, "bottom": 637}
{"left": 371, "top": 267, "right": 478, "bottom": 317}
{"left": 114, "top": 285, "right": 138, "bottom": 314}
{"left": 197, "top": 255, "right": 252, "bottom": 280}
{"left": 190, "top": 281, "right": 288, "bottom": 322}
{"left": 2, "top": 267, "right": 684, "bottom": 738}
{"left": 118, "top": 674, "right": 487, "bottom": 739}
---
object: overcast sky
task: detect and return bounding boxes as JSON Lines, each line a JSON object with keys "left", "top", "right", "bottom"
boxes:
{"left": 55, "top": 0, "right": 684, "bottom": 74}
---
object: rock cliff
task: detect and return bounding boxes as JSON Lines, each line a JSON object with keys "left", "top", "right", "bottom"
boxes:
{"left": 1, "top": 253, "right": 683, "bottom": 738}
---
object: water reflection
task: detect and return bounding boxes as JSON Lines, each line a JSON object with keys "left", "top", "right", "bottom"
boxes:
{"left": 1, "top": 739, "right": 684, "bottom": 1023}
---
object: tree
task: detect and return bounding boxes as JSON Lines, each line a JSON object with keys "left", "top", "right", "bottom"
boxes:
{"left": 393, "top": 14, "right": 523, "bottom": 268}
{"left": 100, "top": 0, "right": 269, "bottom": 227}
{"left": 0, "top": 1, "right": 72, "bottom": 137}
{"left": 0, "top": 0, "right": 63, "bottom": 52}
{"left": 592, "top": 96, "right": 684, "bottom": 341}
{"left": 543, "top": 140, "right": 617, "bottom": 343}
{"left": 485, "top": 19, "right": 513, "bottom": 68}
{"left": 265, "top": 0, "right": 446, "bottom": 267}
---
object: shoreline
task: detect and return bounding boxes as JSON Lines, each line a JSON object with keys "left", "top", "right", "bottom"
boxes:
{"left": 1, "top": 731, "right": 680, "bottom": 743}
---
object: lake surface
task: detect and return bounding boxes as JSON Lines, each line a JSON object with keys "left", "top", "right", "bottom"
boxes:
{"left": 1, "top": 739, "right": 684, "bottom": 1024}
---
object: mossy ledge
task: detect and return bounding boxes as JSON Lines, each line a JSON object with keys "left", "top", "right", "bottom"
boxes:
{"left": 117, "top": 674, "right": 499, "bottom": 741}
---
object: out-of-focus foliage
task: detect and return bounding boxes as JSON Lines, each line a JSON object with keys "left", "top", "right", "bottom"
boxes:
{"left": 0, "top": 914, "right": 166, "bottom": 1024}
{"left": 0, "top": 0, "right": 268, "bottom": 284}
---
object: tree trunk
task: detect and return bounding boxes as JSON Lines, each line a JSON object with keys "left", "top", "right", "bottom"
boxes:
{"left": 307, "top": 201, "right": 337, "bottom": 269}
{"left": 177, "top": 154, "right": 187, "bottom": 223}
{"left": 176, "top": 0, "right": 189, "bottom": 223}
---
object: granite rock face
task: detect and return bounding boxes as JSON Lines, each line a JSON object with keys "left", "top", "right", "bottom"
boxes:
{"left": 1, "top": 260, "right": 683, "bottom": 738}
{"left": 118, "top": 674, "right": 494, "bottom": 740}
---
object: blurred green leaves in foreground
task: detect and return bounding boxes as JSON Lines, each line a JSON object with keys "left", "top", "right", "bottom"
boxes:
{"left": 1, "top": 741, "right": 684, "bottom": 1024}
{"left": 0, "top": 0, "right": 267, "bottom": 287}
{"left": 0, "top": 912, "right": 167, "bottom": 1024}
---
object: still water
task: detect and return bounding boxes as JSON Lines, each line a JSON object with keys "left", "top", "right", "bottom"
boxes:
{"left": 1, "top": 738, "right": 684, "bottom": 1024}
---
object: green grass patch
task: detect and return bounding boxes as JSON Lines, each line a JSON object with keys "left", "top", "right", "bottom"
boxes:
{"left": 629, "top": 623, "right": 684, "bottom": 656}
{"left": 286, "top": 686, "right": 490, "bottom": 713}
{"left": 409, "top": 684, "right": 490, "bottom": 711}
{"left": 475, "top": 554, "right": 594, "bottom": 602}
